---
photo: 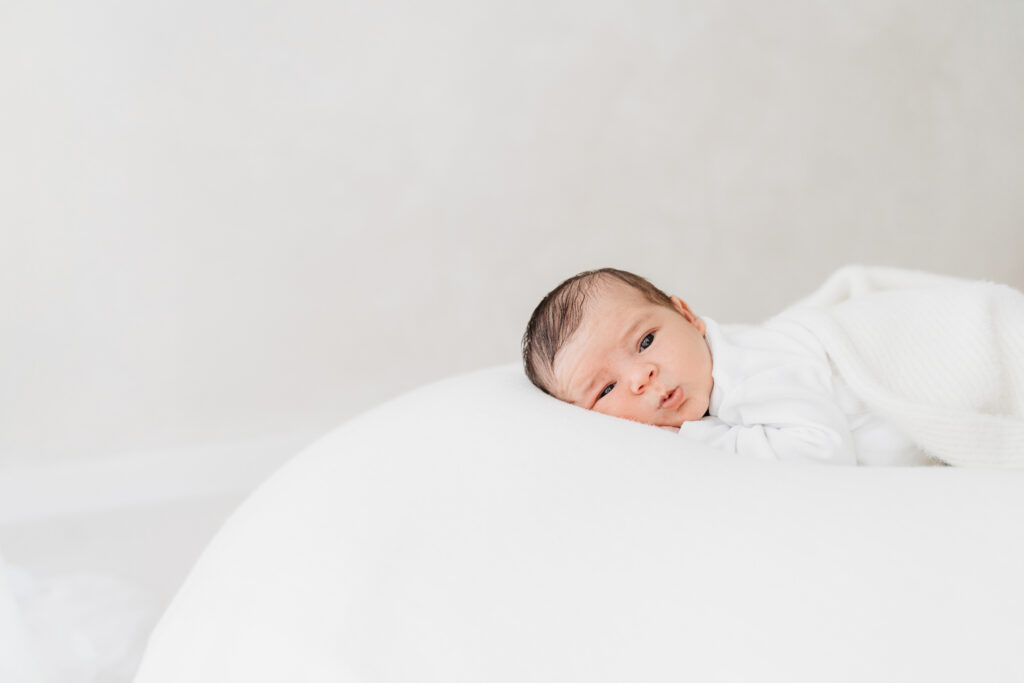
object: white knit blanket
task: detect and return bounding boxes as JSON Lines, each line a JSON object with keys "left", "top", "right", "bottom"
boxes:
{"left": 780, "top": 265, "right": 1024, "bottom": 467}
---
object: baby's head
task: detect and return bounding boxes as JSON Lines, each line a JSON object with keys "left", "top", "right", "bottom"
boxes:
{"left": 522, "top": 268, "right": 713, "bottom": 428}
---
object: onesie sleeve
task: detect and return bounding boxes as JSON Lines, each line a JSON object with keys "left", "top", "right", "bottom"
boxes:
{"left": 678, "top": 325, "right": 857, "bottom": 465}
{"left": 678, "top": 410, "right": 856, "bottom": 465}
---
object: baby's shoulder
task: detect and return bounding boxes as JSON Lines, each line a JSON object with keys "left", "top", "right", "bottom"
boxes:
{"left": 719, "top": 317, "right": 828, "bottom": 360}
{"left": 711, "top": 317, "right": 834, "bottom": 393}
{"left": 710, "top": 318, "right": 842, "bottom": 408}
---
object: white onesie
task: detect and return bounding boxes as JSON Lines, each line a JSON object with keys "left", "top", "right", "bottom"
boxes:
{"left": 678, "top": 317, "right": 940, "bottom": 466}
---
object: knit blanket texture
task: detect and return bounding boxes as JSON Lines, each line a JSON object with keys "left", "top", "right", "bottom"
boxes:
{"left": 780, "top": 265, "right": 1024, "bottom": 467}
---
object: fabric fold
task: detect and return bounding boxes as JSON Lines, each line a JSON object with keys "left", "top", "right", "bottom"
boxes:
{"left": 780, "top": 265, "right": 1024, "bottom": 466}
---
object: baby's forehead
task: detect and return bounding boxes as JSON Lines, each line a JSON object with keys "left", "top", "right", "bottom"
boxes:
{"left": 550, "top": 282, "right": 651, "bottom": 397}
{"left": 583, "top": 279, "right": 652, "bottom": 318}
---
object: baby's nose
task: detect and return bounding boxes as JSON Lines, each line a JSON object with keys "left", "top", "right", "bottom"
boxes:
{"left": 632, "top": 366, "right": 655, "bottom": 393}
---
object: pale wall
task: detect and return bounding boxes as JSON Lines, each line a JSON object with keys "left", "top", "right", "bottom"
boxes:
{"left": 3, "top": 0, "right": 1023, "bottom": 467}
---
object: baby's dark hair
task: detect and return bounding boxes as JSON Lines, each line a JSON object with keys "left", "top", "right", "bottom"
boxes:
{"left": 521, "top": 268, "right": 674, "bottom": 395}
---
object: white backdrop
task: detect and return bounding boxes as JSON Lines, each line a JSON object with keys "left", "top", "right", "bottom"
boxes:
{"left": 3, "top": 0, "right": 1023, "bottom": 470}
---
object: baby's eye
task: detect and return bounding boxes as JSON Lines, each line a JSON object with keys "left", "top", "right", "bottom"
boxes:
{"left": 640, "top": 332, "right": 654, "bottom": 351}
{"left": 598, "top": 383, "right": 615, "bottom": 400}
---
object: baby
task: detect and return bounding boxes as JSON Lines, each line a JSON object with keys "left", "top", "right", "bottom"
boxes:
{"left": 522, "top": 267, "right": 939, "bottom": 466}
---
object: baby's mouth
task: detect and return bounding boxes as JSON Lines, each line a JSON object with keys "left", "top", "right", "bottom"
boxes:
{"left": 660, "top": 387, "right": 684, "bottom": 410}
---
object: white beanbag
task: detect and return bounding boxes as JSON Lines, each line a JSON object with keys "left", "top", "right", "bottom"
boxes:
{"left": 135, "top": 365, "right": 1024, "bottom": 683}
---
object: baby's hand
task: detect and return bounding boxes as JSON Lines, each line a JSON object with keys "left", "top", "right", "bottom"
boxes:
{"left": 678, "top": 415, "right": 729, "bottom": 440}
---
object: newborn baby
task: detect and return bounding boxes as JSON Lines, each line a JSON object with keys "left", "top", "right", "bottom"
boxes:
{"left": 522, "top": 267, "right": 939, "bottom": 466}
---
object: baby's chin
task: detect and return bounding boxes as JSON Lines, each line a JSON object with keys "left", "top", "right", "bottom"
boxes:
{"left": 664, "top": 399, "right": 710, "bottom": 428}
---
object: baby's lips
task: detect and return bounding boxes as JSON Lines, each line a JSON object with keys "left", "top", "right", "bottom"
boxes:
{"left": 660, "top": 387, "right": 684, "bottom": 410}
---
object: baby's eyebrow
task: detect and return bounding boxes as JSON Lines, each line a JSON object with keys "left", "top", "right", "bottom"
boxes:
{"left": 576, "top": 364, "right": 607, "bottom": 406}
{"left": 620, "top": 318, "right": 645, "bottom": 349}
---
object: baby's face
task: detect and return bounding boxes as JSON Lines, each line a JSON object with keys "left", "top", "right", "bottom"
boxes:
{"left": 550, "top": 281, "right": 713, "bottom": 429}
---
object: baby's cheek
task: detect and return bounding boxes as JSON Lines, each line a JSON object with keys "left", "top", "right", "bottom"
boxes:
{"left": 602, "top": 395, "right": 634, "bottom": 421}
{"left": 592, "top": 400, "right": 624, "bottom": 420}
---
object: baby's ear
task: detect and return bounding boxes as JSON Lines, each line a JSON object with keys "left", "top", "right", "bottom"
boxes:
{"left": 670, "top": 296, "right": 707, "bottom": 334}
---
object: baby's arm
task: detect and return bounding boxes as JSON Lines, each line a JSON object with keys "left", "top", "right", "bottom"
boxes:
{"left": 679, "top": 412, "right": 856, "bottom": 465}
{"left": 679, "top": 362, "right": 857, "bottom": 465}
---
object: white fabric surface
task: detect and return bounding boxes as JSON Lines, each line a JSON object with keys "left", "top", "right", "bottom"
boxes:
{"left": 0, "top": 556, "right": 154, "bottom": 683}
{"left": 0, "top": 551, "right": 40, "bottom": 682}
{"left": 779, "top": 265, "right": 1024, "bottom": 466}
{"left": 136, "top": 365, "right": 1024, "bottom": 682}
{"left": 679, "top": 317, "right": 930, "bottom": 466}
